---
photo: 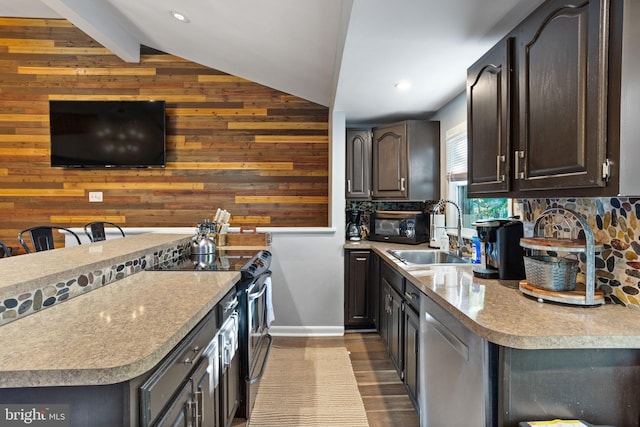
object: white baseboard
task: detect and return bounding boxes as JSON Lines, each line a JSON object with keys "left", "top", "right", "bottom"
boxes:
{"left": 268, "top": 325, "right": 344, "bottom": 337}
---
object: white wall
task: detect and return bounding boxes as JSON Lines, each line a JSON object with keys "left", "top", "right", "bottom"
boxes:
{"left": 428, "top": 90, "right": 467, "bottom": 198}
{"left": 264, "top": 110, "right": 346, "bottom": 336}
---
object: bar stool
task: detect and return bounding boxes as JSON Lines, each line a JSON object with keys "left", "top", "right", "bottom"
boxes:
{"left": 0, "top": 239, "right": 10, "bottom": 257}
{"left": 18, "top": 226, "right": 82, "bottom": 253}
{"left": 84, "top": 222, "right": 126, "bottom": 242}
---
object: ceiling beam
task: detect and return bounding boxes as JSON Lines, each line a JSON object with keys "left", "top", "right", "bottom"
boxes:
{"left": 42, "top": 0, "right": 140, "bottom": 62}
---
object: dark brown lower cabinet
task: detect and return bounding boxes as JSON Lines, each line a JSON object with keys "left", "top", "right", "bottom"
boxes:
{"left": 404, "top": 304, "right": 419, "bottom": 409}
{"left": 388, "top": 285, "right": 404, "bottom": 377}
{"left": 222, "top": 353, "right": 239, "bottom": 427}
{"left": 379, "top": 261, "right": 421, "bottom": 413}
{"left": 344, "top": 250, "right": 374, "bottom": 329}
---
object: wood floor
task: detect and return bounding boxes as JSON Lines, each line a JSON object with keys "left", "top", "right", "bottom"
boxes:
{"left": 232, "top": 332, "right": 419, "bottom": 427}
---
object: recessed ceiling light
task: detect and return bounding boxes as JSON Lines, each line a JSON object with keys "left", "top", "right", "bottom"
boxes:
{"left": 394, "top": 80, "right": 411, "bottom": 90}
{"left": 170, "top": 11, "right": 190, "bottom": 23}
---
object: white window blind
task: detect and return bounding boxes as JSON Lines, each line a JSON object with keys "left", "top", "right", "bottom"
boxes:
{"left": 445, "top": 122, "right": 467, "bottom": 182}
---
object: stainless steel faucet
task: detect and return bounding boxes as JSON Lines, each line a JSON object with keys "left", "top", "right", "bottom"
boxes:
{"left": 431, "top": 199, "right": 463, "bottom": 257}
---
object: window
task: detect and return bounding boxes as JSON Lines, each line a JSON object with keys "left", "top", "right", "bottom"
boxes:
{"left": 445, "top": 123, "right": 510, "bottom": 232}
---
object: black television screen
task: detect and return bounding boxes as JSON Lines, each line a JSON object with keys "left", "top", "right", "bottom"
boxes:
{"left": 49, "top": 100, "right": 166, "bottom": 168}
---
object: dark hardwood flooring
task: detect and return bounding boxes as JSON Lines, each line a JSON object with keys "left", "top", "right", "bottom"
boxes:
{"left": 233, "top": 332, "right": 419, "bottom": 427}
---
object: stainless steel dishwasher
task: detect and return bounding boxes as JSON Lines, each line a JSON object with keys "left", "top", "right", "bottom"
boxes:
{"left": 419, "top": 292, "right": 497, "bottom": 427}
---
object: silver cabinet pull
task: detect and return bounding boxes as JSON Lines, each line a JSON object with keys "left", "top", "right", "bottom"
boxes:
{"left": 496, "top": 155, "right": 505, "bottom": 182}
{"left": 194, "top": 389, "right": 202, "bottom": 427}
{"left": 224, "top": 298, "right": 238, "bottom": 312}
{"left": 347, "top": 179, "right": 351, "bottom": 193}
{"left": 514, "top": 150, "right": 525, "bottom": 179}
{"left": 404, "top": 291, "right": 418, "bottom": 301}
{"left": 182, "top": 357, "right": 193, "bottom": 365}
{"left": 400, "top": 177, "right": 406, "bottom": 191}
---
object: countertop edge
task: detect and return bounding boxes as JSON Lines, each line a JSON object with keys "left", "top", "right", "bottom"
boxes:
{"left": 0, "top": 270, "right": 241, "bottom": 388}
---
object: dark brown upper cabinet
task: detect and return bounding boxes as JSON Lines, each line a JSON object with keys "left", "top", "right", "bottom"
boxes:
{"left": 346, "top": 129, "right": 372, "bottom": 200}
{"left": 371, "top": 120, "right": 440, "bottom": 201}
{"left": 516, "top": 0, "right": 609, "bottom": 193}
{"left": 467, "top": 37, "right": 513, "bottom": 195}
{"left": 466, "top": 0, "right": 640, "bottom": 198}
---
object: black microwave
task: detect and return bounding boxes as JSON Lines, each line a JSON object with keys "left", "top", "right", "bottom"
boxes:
{"left": 369, "top": 211, "right": 429, "bottom": 244}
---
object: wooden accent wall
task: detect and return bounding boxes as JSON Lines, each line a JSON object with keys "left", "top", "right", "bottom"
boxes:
{"left": 0, "top": 18, "right": 329, "bottom": 252}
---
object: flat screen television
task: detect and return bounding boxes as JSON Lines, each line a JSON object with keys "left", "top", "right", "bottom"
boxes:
{"left": 49, "top": 100, "right": 166, "bottom": 168}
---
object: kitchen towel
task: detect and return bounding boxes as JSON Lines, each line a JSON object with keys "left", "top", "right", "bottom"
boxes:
{"left": 265, "top": 276, "right": 275, "bottom": 327}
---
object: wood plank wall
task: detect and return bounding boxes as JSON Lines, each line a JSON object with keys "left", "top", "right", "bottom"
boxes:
{"left": 0, "top": 18, "right": 329, "bottom": 253}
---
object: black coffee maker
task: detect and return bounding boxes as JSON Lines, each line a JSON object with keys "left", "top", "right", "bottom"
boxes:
{"left": 472, "top": 219, "right": 525, "bottom": 280}
{"left": 346, "top": 209, "right": 361, "bottom": 241}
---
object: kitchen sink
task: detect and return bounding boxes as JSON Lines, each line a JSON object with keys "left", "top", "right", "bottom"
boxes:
{"left": 387, "top": 249, "right": 471, "bottom": 265}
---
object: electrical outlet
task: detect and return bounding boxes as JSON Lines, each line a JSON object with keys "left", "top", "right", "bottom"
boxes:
{"left": 89, "top": 191, "right": 103, "bottom": 202}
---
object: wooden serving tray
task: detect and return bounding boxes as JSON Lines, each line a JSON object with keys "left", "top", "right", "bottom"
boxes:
{"left": 220, "top": 226, "right": 269, "bottom": 246}
{"left": 520, "top": 237, "right": 587, "bottom": 249}
{"left": 519, "top": 280, "right": 604, "bottom": 303}
{"left": 520, "top": 237, "right": 603, "bottom": 253}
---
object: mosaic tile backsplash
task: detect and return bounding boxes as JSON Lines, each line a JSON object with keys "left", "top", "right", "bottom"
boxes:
{"left": 520, "top": 198, "right": 640, "bottom": 308}
{"left": 0, "top": 243, "right": 189, "bottom": 326}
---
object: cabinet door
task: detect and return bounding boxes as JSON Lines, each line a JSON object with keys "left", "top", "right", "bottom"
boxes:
{"left": 370, "top": 252, "right": 380, "bottom": 329}
{"left": 222, "top": 354, "right": 239, "bottom": 427}
{"left": 389, "top": 286, "right": 404, "bottom": 379}
{"left": 404, "top": 306, "right": 419, "bottom": 410}
{"left": 193, "top": 356, "right": 220, "bottom": 427}
{"left": 379, "top": 282, "right": 390, "bottom": 348}
{"left": 516, "top": 0, "right": 608, "bottom": 192}
{"left": 153, "top": 380, "right": 193, "bottom": 427}
{"left": 372, "top": 123, "right": 407, "bottom": 199}
{"left": 344, "top": 250, "right": 372, "bottom": 328}
{"left": 346, "top": 130, "right": 371, "bottom": 199}
{"left": 467, "top": 37, "right": 512, "bottom": 195}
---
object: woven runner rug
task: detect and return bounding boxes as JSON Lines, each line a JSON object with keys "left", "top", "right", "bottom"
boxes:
{"left": 248, "top": 346, "right": 370, "bottom": 427}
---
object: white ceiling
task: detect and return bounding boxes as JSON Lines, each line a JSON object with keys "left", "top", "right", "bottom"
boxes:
{"left": 1, "top": 0, "right": 544, "bottom": 124}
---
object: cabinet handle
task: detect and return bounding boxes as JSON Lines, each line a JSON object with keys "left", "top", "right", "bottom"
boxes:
{"left": 514, "top": 150, "right": 524, "bottom": 179}
{"left": 347, "top": 179, "right": 351, "bottom": 193}
{"left": 192, "top": 345, "right": 201, "bottom": 353}
{"left": 404, "top": 291, "right": 418, "bottom": 301}
{"left": 194, "top": 389, "right": 203, "bottom": 427}
{"left": 187, "top": 400, "right": 195, "bottom": 425}
{"left": 496, "top": 155, "right": 505, "bottom": 182}
{"left": 182, "top": 357, "right": 193, "bottom": 365}
{"left": 224, "top": 298, "right": 238, "bottom": 312}
{"left": 400, "top": 177, "right": 406, "bottom": 191}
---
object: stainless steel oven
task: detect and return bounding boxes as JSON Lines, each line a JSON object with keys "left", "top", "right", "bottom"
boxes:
{"left": 236, "top": 251, "right": 273, "bottom": 421}
{"left": 219, "top": 290, "right": 240, "bottom": 427}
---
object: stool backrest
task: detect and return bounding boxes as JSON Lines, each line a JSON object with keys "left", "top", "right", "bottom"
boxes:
{"left": 84, "top": 222, "right": 126, "bottom": 242}
{"left": 0, "top": 239, "right": 10, "bottom": 257}
{"left": 18, "top": 226, "right": 81, "bottom": 253}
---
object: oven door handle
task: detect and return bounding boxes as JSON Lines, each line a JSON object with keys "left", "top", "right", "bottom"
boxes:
{"left": 248, "top": 281, "right": 269, "bottom": 302}
{"left": 247, "top": 333, "right": 273, "bottom": 385}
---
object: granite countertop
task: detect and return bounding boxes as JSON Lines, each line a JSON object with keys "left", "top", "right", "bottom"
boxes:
{"left": 0, "top": 233, "right": 193, "bottom": 297}
{"left": 346, "top": 240, "right": 640, "bottom": 350}
{"left": 0, "top": 269, "right": 240, "bottom": 388}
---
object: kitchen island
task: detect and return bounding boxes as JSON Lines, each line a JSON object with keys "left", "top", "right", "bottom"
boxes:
{"left": 0, "top": 234, "right": 247, "bottom": 426}
{"left": 346, "top": 240, "right": 640, "bottom": 426}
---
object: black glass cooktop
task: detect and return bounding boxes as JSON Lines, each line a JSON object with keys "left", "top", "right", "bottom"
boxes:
{"left": 147, "top": 250, "right": 262, "bottom": 272}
